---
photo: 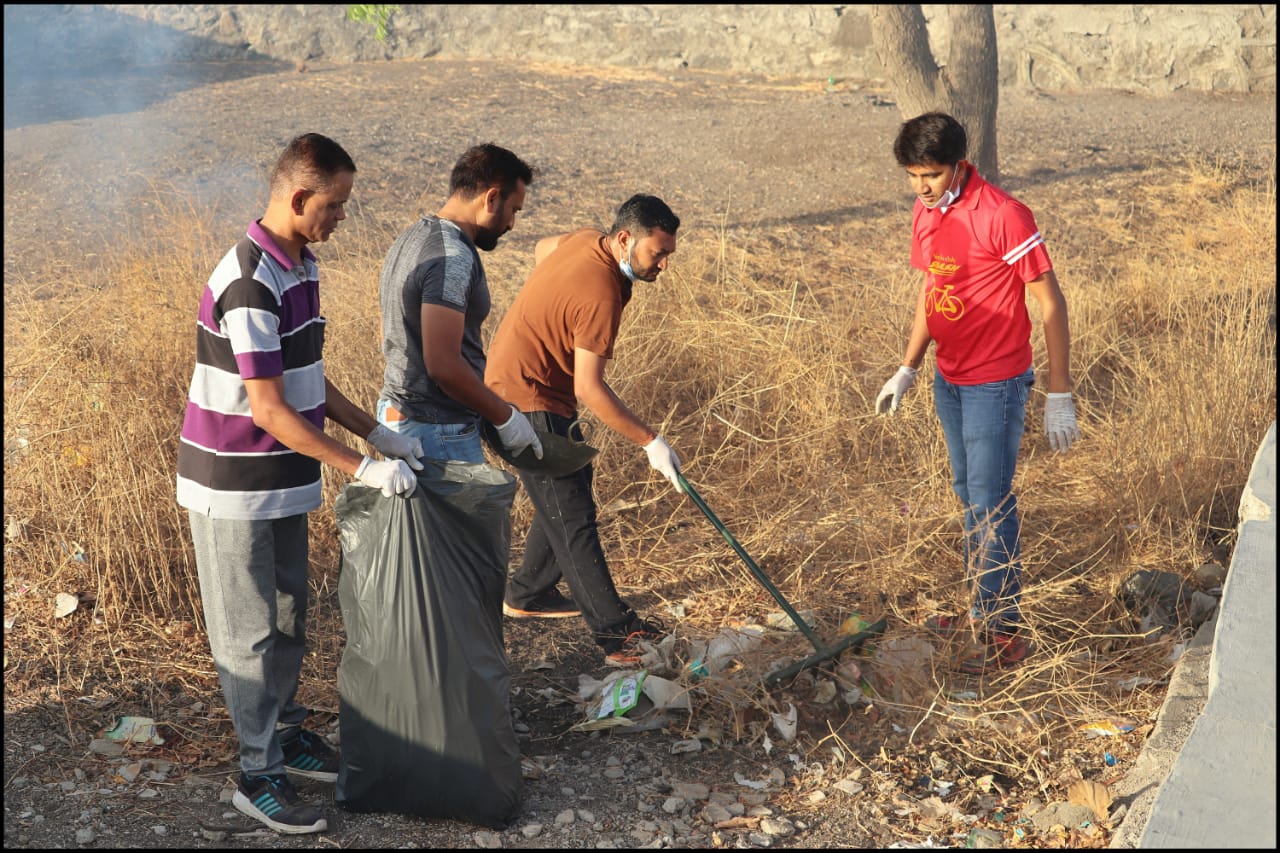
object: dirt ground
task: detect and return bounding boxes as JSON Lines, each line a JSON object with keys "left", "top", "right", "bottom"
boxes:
{"left": 3, "top": 57, "right": 1275, "bottom": 849}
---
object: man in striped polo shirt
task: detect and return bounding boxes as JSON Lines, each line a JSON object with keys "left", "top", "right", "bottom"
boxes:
{"left": 177, "top": 133, "right": 422, "bottom": 834}
{"left": 874, "top": 112, "right": 1081, "bottom": 676}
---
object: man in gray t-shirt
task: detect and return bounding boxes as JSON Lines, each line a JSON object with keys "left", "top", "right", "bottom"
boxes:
{"left": 376, "top": 143, "right": 543, "bottom": 464}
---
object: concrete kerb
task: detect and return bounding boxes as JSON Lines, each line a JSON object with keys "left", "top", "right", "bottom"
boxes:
{"left": 1119, "top": 421, "right": 1277, "bottom": 848}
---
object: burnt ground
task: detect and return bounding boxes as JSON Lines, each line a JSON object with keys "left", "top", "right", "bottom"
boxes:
{"left": 3, "top": 57, "right": 1275, "bottom": 849}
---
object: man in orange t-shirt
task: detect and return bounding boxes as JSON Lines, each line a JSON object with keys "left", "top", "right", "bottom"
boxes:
{"left": 486, "top": 194, "right": 682, "bottom": 665}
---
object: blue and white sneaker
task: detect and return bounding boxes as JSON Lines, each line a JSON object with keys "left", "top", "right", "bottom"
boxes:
{"left": 280, "top": 727, "right": 340, "bottom": 782}
{"left": 232, "top": 773, "right": 327, "bottom": 834}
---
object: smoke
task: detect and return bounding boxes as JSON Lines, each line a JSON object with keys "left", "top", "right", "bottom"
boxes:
{"left": 2, "top": 5, "right": 270, "bottom": 130}
{"left": 3, "top": 6, "right": 282, "bottom": 278}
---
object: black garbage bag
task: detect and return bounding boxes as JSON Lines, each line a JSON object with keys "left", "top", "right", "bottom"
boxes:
{"left": 333, "top": 459, "right": 522, "bottom": 829}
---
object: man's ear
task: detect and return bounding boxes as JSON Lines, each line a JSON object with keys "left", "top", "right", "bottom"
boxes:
{"left": 291, "top": 189, "right": 311, "bottom": 215}
{"left": 483, "top": 186, "right": 501, "bottom": 213}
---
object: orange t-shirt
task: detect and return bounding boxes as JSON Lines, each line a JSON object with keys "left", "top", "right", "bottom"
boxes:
{"left": 486, "top": 229, "right": 630, "bottom": 418}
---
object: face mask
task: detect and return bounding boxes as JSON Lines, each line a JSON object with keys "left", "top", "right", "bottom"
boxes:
{"left": 922, "top": 164, "right": 964, "bottom": 211}
{"left": 618, "top": 239, "right": 639, "bottom": 282}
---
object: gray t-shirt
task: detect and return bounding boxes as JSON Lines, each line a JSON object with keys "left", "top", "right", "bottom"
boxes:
{"left": 379, "top": 215, "right": 490, "bottom": 423}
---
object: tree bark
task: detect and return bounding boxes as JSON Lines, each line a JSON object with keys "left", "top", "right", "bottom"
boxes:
{"left": 869, "top": 5, "right": 1000, "bottom": 183}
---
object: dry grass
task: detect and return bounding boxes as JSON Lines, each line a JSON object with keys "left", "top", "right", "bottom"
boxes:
{"left": 4, "top": 156, "right": 1275, "bottom": 790}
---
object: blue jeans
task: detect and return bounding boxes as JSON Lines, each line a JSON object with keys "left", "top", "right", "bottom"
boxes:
{"left": 932, "top": 368, "right": 1034, "bottom": 633}
{"left": 377, "top": 399, "right": 485, "bottom": 464}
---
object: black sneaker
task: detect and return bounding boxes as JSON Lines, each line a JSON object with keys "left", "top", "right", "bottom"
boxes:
{"left": 603, "top": 616, "right": 668, "bottom": 665}
{"left": 280, "top": 727, "right": 339, "bottom": 782}
{"left": 503, "top": 589, "right": 582, "bottom": 619}
{"left": 233, "top": 773, "right": 327, "bottom": 834}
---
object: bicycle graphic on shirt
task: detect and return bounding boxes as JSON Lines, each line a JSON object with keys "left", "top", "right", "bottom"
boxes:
{"left": 925, "top": 282, "right": 965, "bottom": 321}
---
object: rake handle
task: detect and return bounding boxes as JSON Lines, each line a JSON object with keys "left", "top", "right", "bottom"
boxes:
{"left": 676, "top": 471, "right": 825, "bottom": 651}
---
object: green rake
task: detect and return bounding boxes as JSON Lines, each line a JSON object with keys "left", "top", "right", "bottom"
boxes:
{"left": 676, "top": 472, "right": 886, "bottom": 687}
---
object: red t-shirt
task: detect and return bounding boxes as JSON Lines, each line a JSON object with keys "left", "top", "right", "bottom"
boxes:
{"left": 485, "top": 229, "right": 628, "bottom": 417}
{"left": 910, "top": 167, "right": 1053, "bottom": 385}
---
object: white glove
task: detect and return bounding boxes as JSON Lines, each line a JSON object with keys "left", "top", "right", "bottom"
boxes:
{"left": 366, "top": 424, "right": 425, "bottom": 471}
{"left": 643, "top": 435, "right": 683, "bottom": 494}
{"left": 495, "top": 405, "right": 544, "bottom": 459}
{"left": 1044, "top": 392, "right": 1081, "bottom": 453}
{"left": 355, "top": 455, "right": 418, "bottom": 498}
{"left": 875, "top": 366, "right": 917, "bottom": 414}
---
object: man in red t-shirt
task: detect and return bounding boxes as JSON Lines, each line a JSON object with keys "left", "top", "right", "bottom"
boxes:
{"left": 874, "top": 112, "right": 1081, "bottom": 675}
{"left": 486, "top": 194, "right": 683, "bottom": 665}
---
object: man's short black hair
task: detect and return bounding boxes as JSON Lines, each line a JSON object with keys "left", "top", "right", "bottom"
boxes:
{"left": 449, "top": 143, "right": 536, "bottom": 200}
{"left": 270, "top": 132, "right": 356, "bottom": 197}
{"left": 893, "top": 112, "right": 968, "bottom": 167}
{"left": 609, "top": 194, "right": 680, "bottom": 237}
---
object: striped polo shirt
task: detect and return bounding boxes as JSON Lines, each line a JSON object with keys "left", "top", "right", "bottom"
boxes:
{"left": 176, "top": 221, "right": 327, "bottom": 520}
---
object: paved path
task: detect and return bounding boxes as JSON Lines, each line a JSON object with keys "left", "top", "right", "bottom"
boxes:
{"left": 1111, "top": 422, "right": 1276, "bottom": 848}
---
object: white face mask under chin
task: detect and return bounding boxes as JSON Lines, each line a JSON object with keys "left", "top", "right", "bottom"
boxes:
{"left": 618, "top": 240, "right": 639, "bottom": 282}
{"left": 922, "top": 167, "right": 964, "bottom": 212}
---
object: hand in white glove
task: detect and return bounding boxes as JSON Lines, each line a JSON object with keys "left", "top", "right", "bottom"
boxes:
{"left": 1044, "top": 392, "right": 1081, "bottom": 452}
{"left": 643, "top": 435, "right": 683, "bottom": 494}
{"left": 366, "top": 424, "right": 425, "bottom": 471}
{"left": 355, "top": 456, "right": 418, "bottom": 498}
{"left": 875, "top": 366, "right": 917, "bottom": 415}
{"left": 495, "top": 405, "right": 544, "bottom": 460}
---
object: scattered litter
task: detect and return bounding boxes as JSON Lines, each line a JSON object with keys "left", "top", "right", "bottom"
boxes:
{"left": 770, "top": 703, "right": 797, "bottom": 742}
{"left": 837, "top": 613, "right": 874, "bottom": 637}
{"left": 734, "top": 769, "right": 783, "bottom": 790}
{"left": 61, "top": 542, "right": 88, "bottom": 563}
{"left": 686, "top": 625, "right": 766, "bottom": 677}
{"left": 4, "top": 430, "right": 32, "bottom": 465}
{"left": 6, "top": 516, "right": 28, "bottom": 541}
{"left": 1078, "top": 719, "right": 1134, "bottom": 738}
{"left": 597, "top": 671, "right": 646, "bottom": 719}
{"left": 766, "top": 609, "right": 816, "bottom": 631}
{"left": 54, "top": 592, "right": 80, "bottom": 619}
{"left": 103, "top": 716, "right": 165, "bottom": 745}
{"left": 1103, "top": 752, "right": 1117, "bottom": 767}
{"left": 573, "top": 670, "right": 690, "bottom": 733}
{"left": 671, "top": 738, "right": 702, "bottom": 754}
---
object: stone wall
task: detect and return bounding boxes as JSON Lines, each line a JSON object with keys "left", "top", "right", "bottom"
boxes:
{"left": 7, "top": 5, "right": 1276, "bottom": 94}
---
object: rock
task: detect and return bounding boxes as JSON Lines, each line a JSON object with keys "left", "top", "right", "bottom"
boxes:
{"left": 672, "top": 781, "right": 710, "bottom": 801}
{"left": 1194, "top": 561, "right": 1228, "bottom": 589}
{"left": 75, "top": 827, "right": 95, "bottom": 845}
{"left": 759, "top": 817, "right": 795, "bottom": 836}
{"left": 1030, "top": 801, "right": 1095, "bottom": 832}
{"left": 473, "top": 830, "right": 502, "bottom": 848}
{"left": 967, "top": 827, "right": 1005, "bottom": 848}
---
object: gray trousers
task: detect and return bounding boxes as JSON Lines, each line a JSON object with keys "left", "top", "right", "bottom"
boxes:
{"left": 188, "top": 511, "right": 312, "bottom": 777}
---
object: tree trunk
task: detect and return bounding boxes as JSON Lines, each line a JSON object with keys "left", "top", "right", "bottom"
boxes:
{"left": 869, "top": 5, "right": 1000, "bottom": 184}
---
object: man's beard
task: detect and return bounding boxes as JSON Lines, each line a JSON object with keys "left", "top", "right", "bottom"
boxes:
{"left": 474, "top": 227, "right": 500, "bottom": 252}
